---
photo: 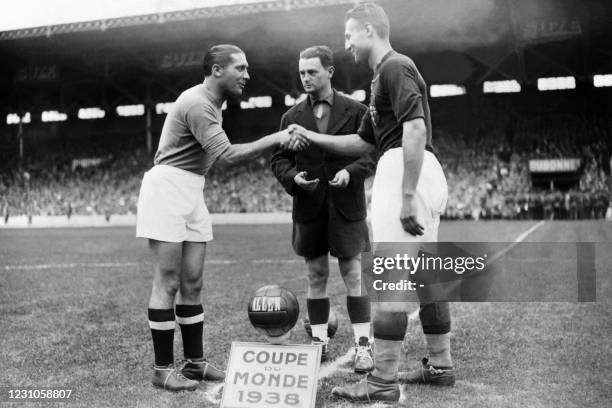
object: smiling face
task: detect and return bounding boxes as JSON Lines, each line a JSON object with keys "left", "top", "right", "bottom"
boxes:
{"left": 218, "top": 52, "right": 250, "bottom": 97}
{"left": 344, "top": 17, "right": 372, "bottom": 64}
{"left": 298, "top": 57, "right": 333, "bottom": 96}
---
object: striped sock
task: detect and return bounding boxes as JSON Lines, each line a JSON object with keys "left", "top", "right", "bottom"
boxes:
{"left": 148, "top": 308, "right": 175, "bottom": 367}
{"left": 176, "top": 304, "right": 204, "bottom": 360}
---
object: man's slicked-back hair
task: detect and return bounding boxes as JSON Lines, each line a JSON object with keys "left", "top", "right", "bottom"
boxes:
{"left": 202, "top": 44, "right": 244, "bottom": 76}
{"left": 299, "top": 45, "right": 334, "bottom": 68}
{"left": 345, "top": 2, "right": 390, "bottom": 39}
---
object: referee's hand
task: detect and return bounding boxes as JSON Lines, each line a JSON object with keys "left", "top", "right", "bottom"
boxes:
{"left": 400, "top": 195, "right": 424, "bottom": 236}
{"left": 329, "top": 169, "right": 350, "bottom": 188}
{"left": 294, "top": 171, "right": 319, "bottom": 192}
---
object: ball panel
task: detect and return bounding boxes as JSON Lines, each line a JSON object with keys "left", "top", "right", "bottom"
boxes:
{"left": 247, "top": 285, "right": 299, "bottom": 337}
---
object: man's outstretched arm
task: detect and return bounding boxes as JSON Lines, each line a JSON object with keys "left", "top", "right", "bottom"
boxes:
{"left": 289, "top": 124, "right": 374, "bottom": 157}
{"left": 216, "top": 130, "right": 308, "bottom": 168}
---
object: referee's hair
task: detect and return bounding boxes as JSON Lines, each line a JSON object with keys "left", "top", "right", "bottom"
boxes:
{"left": 299, "top": 46, "right": 334, "bottom": 68}
{"left": 345, "top": 2, "right": 390, "bottom": 39}
{"left": 203, "top": 44, "right": 244, "bottom": 77}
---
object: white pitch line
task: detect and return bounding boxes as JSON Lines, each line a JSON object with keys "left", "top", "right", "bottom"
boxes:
{"left": 1, "top": 259, "right": 302, "bottom": 271}
{"left": 252, "top": 259, "right": 302, "bottom": 264}
{"left": 487, "top": 220, "right": 545, "bottom": 264}
{"left": 405, "top": 220, "right": 545, "bottom": 331}
{"left": 1, "top": 262, "right": 140, "bottom": 270}
{"left": 318, "top": 348, "right": 355, "bottom": 380}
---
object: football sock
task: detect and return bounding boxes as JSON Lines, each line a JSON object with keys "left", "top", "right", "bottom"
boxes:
{"left": 307, "top": 297, "right": 330, "bottom": 341}
{"left": 148, "top": 308, "right": 175, "bottom": 367}
{"left": 425, "top": 333, "right": 452, "bottom": 367}
{"left": 372, "top": 311, "right": 407, "bottom": 380}
{"left": 419, "top": 303, "right": 452, "bottom": 367}
{"left": 346, "top": 295, "right": 371, "bottom": 343}
{"left": 372, "top": 339, "right": 402, "bottom": 381}
{"left": 419, "top": 302, "right": 451, "bottom": 335}
{"left": 176, "top": 304, "right": 204, "bottom": 360}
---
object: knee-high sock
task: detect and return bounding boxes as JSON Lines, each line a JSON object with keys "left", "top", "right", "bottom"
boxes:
{"left": 347, "top": 295, "right": 371, "bottom": 343}
{"left": 425, "top": 333, "right": 452, "bottom": 367}
{"left": 419, "top": 302, "right": 451, "bottom": 334}
{"left": 148, "top": 308, "right": 175, "bottom": 367}
{"left": 419, "top": 302, "right": 452, "bottom": 366}
{"left": 372, "top": 311, "right": 407, "bottom": 380}
{"left": 176, "top": 304, "right": 204, "bottom": 360}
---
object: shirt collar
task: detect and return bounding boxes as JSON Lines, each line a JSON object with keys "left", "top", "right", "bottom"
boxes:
{"left": 374, "top": 50, "right": 396, "bottom": 75}
{"left": 201, "top": 82, "right": 224, "bottom": 109}
{"left": 308, "top": 90, "right": 334, "bottom": 107}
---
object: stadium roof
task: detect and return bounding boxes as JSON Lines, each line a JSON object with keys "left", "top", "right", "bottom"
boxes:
{"left": 1, "top": 0, "right": 610, "bottom": 114}
{"left": 0, "top": 0, "right": 279, "bottom": 32}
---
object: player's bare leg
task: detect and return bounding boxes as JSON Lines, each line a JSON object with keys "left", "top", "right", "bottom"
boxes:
{"left": 305, "top": 254, "right": 331, "bottom": 360}
{"left": 177, "top": 242, "right": 225, "bottom": 382}
{"left": 338, "top": 254, "right": 373, "bottom": 372}
{"left": 148, "top": 240, "right": 199, "bottom": 392}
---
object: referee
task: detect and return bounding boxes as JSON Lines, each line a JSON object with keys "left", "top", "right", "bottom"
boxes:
{"left": 271, "top": 45, "right": 377, "bottom": 372}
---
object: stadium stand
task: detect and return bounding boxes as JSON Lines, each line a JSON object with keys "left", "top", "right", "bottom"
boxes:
{"left": 1, "top": 0, "right": 610, "bottom": 222}
{"left": 1, "top": 93, "right": 609, "bottom": 221}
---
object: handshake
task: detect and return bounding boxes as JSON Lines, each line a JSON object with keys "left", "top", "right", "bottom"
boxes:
{"left": 279, "top": 124, "right": 311, "bottom": 151}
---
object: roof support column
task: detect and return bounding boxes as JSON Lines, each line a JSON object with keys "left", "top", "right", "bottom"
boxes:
{"left": 145, "top": 81, "right": 152, "bottom": 155}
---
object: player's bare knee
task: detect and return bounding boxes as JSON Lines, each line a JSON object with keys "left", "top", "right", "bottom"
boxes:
{"left": 180, "top": 275, "right": 203, "bottom": 300}
{"left": 152, "top": 278, "right": 180, "bottom": 300}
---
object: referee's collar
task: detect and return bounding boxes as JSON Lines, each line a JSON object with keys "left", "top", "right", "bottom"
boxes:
{"left": 308, "top": 90, "right": 334, "bottom": 107}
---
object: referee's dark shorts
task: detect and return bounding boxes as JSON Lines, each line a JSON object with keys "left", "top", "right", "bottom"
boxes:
{"left": 292, "top": 196, "right": 370, "bottom": 259}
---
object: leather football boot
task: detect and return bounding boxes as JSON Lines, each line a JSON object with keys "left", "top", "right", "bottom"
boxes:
{"left": 353, "top": 336, "right": 374, "bottom": 373}
{"left": 181, "top": 358, "right": 225, "bottom": 382}
{"left": 398, "top": 357, "right": 455, "bottom": 386}
{"left": 332, "top": 374, "right": 400, "bottom": 402}
{"left": 152, "top": 365, "right": 199, "bottom": 392}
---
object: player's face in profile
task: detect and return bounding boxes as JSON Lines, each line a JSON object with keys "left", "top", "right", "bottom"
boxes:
{"left": 298, "top": 57, "right": 333, "bottom": 96}
{"left": 221, "top": 52, "right": 250, "bottom": 97}
{"left": 345, "top": 18, "right": 370, "bottom": 63}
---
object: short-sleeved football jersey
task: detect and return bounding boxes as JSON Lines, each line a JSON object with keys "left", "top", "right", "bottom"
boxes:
{"left": 358, "top": 51, "right": 433, "bottom": 154}
{"left": 154, "top": 84, "right": 231, "bottom": 175}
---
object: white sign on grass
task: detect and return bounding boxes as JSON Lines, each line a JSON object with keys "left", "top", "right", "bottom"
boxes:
{"left": 221, "top": 342, "right": 321, "bottom": 408}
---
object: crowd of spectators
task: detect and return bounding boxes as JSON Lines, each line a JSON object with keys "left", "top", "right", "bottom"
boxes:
{"left": 1, "top": 108, "right": 610, "bottom": 222}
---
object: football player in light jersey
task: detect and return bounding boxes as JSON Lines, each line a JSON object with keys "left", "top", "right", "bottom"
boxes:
{"left": 136, "top": 44, "right": 307, "bottom": 392}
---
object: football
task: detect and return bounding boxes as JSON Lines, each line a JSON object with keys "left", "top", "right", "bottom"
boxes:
{"left": 302, "top": 307, "right": 339, "bottom": 339}
{"left": 247, "top": 285, "right": 300, "bottom": 338}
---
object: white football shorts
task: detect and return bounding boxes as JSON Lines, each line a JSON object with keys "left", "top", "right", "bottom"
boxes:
{"left": 136, "top": 164, "right": 213, "bottom": 242}
{"left": 371, "top": 148, "right": 447, "bottom": 243}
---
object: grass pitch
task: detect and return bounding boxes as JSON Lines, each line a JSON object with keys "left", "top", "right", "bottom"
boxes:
{"left": 1, "top": 221, "right": 611, "bottom": 407}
